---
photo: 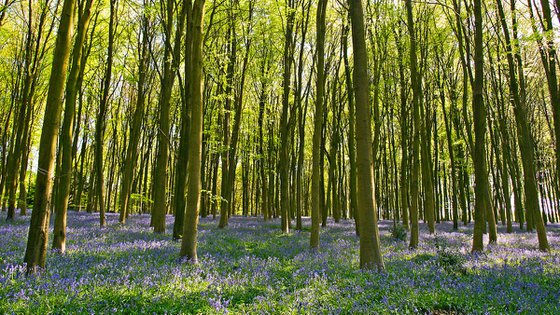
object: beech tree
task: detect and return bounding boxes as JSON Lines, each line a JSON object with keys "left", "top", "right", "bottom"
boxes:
{"left": 349, "top": 0, "right": 383, "bottom": 271}
{"left": 24, "top": 0, "right": 77, "bottom": 274}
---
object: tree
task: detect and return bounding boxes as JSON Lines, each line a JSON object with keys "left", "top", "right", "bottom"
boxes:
{"left": 180, "top": 0, "right": 205, "bottom": 262}
{"left": 471, "top": 0, "right": 493, "bottom": 252}
{"left": 349, "top": 0, "right": 383, "bottom": 271}
{"left": 278, "top": 0, "right": 296, "bottom": 234}
{"left": 496, "top": 0, "right": 548, "bottom": 251}
{"left": 52, "top": 0, "right": 95, "bottom": 252}
{"left": 311, "top": 0, "right": 327, "bottom": 249}
{"left": 152, "top": 0, "right": 187, "bottom": 233}
{"left": 405, "top": 0, "right": 421, "bottom": 249}
{"left": 24, "top": 0, "right": 77, "bottom": 274}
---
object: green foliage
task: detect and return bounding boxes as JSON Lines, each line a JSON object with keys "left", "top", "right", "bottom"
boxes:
{"left": 390, "top": 222, "right": 407, "bottom": 241}
{"left": 434, "top": 234, "right": 467, "bottom": 275}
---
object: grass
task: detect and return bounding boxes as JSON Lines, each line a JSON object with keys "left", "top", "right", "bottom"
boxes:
{"left": 1, "top": 211, "right": 559, "bottom": 314}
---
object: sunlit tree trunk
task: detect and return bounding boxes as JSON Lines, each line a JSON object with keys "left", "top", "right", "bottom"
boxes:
{"left": 349, "top": 0, "right": 383, "bottom": 271}
{"left": 93, "top": 0, "right": 116, "bottom": 228}
{"left": 152, "top": 0, "right": 186, "bottom": 233}
{"left": 496, "top": 0, "right": 548, "bottom": 251}
{"left": 180, "top": 0, "right": 205, "bottom": 262}
{"left": 278, "top": 0, "right": 295, "bottom": 234}
{"left": 172, "top": 0, "right": 193, "bottom": 239}
{"left": 405, "top": 0, "right": 421, "bottom": 248}
{"left": 342, "top": 23, "right": 358, "bottom": 235}
{"left": 24, "top": 0, "right": 77, "bottom": 274}
{"left": 472, "top": 0, "right": 494, "bottom": 252}
{"left": 311, "top": 0, "right": 326, "bottom": 249}
{"left": 53, "top": 0, "right": 94, "bottom": 252}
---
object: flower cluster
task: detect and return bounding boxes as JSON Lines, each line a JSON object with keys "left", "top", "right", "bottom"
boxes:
{"left": 0, "top": 212, "right": 559, "bottom": 314}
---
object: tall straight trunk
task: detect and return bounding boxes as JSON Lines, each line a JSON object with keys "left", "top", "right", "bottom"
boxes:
{"left": 495, "top": 82, "right": 514, "bottom": 232}
{"left": 120, "top": 13, "right": 150, "bottom": 225}
{"left": 5, "top": 96, "right": 27, "bottom": 221}
{"left": 152, "top": 0, "right": 186, "bottom": 233}
{"left": 472, "top": 0, "right": 494, "bottom": 252}
{"left": 0, "top": 100, "right": 15, "bottom": 213}
{"left": 18, "top": 116, "right": 33, "bottom": 216}
{"left": 24, "top": 0, "right": 77, "bottom": 274}
{"left": 396, "top": 34, "right": 409, "bottom": 230}
{"left": 329, "top": 77, "right": 342, "bottom": 223}
{"left": 320, "top": 99, "right": 328, "bottom": 227}
{"left": 311, "top": 0, "right": 327, "bottom": 249}
{"left": 406, "top": 0, "right": 421, "bottom": 248}
{"left": 349, "top": 0, "right": 384, "bottom": 271}
{"left": 257, "top": 58, "right": 269, "bottom": 221}
{"left": 52, "top": 0, "right": 94, "bottom": 252}
{"left": 496, "top": 0, "right": 548, "bottom": 250}
{"left": 534, "top": 0, "right": 560, "bottom": 193}
{"left": 342, "top": 24, "right": 358, "bottom": 235}
{"left": 94, "top": 0, "right": 116, "bottom": 228}
{"left": 75, "top": 114, "right": 89, "bottom": 211}
{"left": 172, "top": 0, "right": 193, "bottom": 239}
{"left": 295, "top": 1, "right": 311, "bottom": 231}
{"left": 5, "top": 2, "right": 36, "bottom": 221}
{"left": 279, "top": 0, "right": 295, "bottom": 234}
{"left": 218, "top": 16, "right": 235, "bottom": 228}
{"left": 180, "top": 0, "right": 205, "bottom": 262}
{"left": 439, "top": 73, "right": 459, "bottom": 230}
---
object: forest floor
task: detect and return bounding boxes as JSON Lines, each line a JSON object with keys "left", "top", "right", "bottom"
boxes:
{"left": 1, "top": 212, "right": 560, "bottom": 314}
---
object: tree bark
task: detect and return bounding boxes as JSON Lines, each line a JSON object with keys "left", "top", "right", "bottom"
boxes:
{"left": 349, "top": 0, "right": 384, "bottom": 271}
{"left": 180, "top": 0, "right": 205, "bottom": 262}
{"left": 311, "top": 0, "right": 326, "bottom": 249}
{"left": 472, "top": 0, "right": 494, "bottom": 252}
{"left": 53, "top": 0, "right": 94, "bottom": 252}
{"left": 24, "top": 0, "right": 77, "bottom": 274}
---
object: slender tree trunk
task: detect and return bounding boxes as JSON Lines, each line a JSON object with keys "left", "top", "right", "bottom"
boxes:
{"left": 24, "top": 0, "right": 77, "bottom": 274}
{"left": 94, "top": 0, "right": 116, "bottom": 228}
{"left": 172, "top": 0, "right": 193, "bottom": 239}
{"left": 278, "top": 0, "right": 295, "bottom": 234}
{"left": 396, "top": 31, "right": 409, "bottom": 230}
{"left": 180, "top": 0, "right": 205, "bottom": 262}
{"left": 534, "top": 0, "right": 560, "bottom": 195}
{"left": 406, "top": 0, "right": 421, "bottom": 248}
{"left": 496, "top": 0, "right": 548, "bottom": 250}
{"left": 311, "top": 0, "right": 327, "bottom": 249}
{"left": 52, "top": 0, "right": 94, "bottom": 252}
{"left": 152, "top": 0, "right": 186, "bottom": 233}
{"left": 472, "top": 0, "right": 494, "bottom": 252}
{"left": 349, "top": 0, "right": 384, "bottom": 271}
{"left": 342, "top": 23, "right": 358, "bottom": 235}
{"left": 218, "top": 14, "right": 235, "bottom": 228}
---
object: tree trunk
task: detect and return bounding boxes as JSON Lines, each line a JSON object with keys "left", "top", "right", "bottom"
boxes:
{"left": 172, "top": 0, "right": 193, "bottom": 239}
{"left": 496, "top": 0, "right": 548, "bottom": 251}
{"left": 472, "top": 0, "right": 494, "bottom": 252}
{"left": 180, "top": 0, "right": 205, "bottom": 262}
{"left": 278, "top": 0, "right": 295, "bottom": 234}
{"left": 311, "top": 0, "right": 326, "bottom": 249}
{"left": 349, "top": 0, "right": 384, "bottom": 271}
{"left": 52, "top": 0, "right": 94, "bottom": 252}
{"left": 406, "top": 0, "right": 421, "bottom": 248}
{"left": 24, "top": 0, "right": 77, "bottom": 274}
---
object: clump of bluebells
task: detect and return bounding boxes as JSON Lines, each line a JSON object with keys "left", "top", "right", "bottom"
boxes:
{"left": 1, "top": 212, "right": 559, "bottom": 314}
